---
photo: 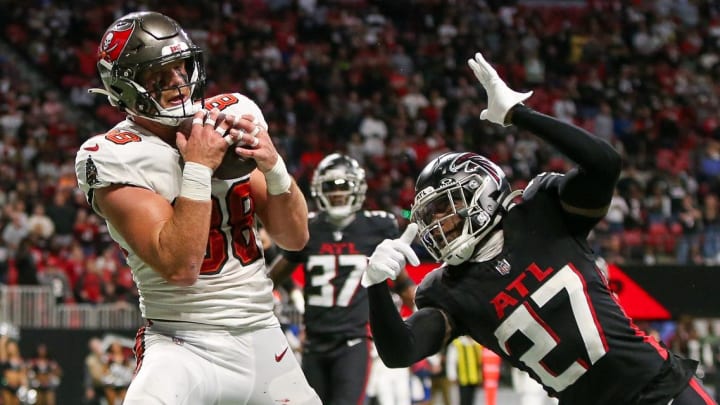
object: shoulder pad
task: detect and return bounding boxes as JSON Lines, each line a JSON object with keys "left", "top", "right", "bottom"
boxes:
{"left": 362, "top": 210, "right": 397, "bottom": 220}
{"left": 361, "top": 210, "right": 399, "bottom": 232}
{"left": 308, "top": 211, "right": 322, "bottom": 225}
{"left": 522, "top": 172, "right": 564, "bottom": 201}
{"left": 74, "top": 123, "right": 180, "bottom": 203}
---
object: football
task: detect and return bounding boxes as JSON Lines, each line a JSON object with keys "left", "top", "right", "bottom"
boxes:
{"left": 214, "top": 147, "right": 257, "bottom": 180}
{"left": 177, "top": 116, "right": 257, "bottom": 179}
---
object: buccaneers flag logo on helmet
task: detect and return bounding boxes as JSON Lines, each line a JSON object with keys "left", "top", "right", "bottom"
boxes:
{"left": 98, "top": 21, "right": 135, "bottom": 63}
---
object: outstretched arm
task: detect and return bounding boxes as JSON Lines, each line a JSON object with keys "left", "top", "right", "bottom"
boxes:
{"left": 363, "top": 224, "right": 451, "bottom": 367}
{"left": 368, "top": 283, "right": 449, "bottom": 367}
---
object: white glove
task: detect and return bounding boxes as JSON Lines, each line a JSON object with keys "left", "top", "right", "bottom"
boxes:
{"left": 361, "top": 223, "right": 420, "bottom": 287}
{"left": 467, "top": 52, "right": 533, "bottom": 126}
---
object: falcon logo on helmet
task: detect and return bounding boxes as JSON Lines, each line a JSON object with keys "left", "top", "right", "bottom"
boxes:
{"left": 410, "top": 152, "right": 520, "bottom": 265}
{"left": 449, "top": 153, "right": 503, "bottom": 187}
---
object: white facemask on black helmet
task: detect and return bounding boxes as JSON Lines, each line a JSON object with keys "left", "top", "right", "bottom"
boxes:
{"left": 410, "top": 152, "right": 518, "bottom": 265}
{"left": 311, "top": 154, "right": 367, "bottom": 221}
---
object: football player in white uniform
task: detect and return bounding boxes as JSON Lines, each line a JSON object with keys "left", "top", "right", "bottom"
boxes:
{"left": 75, "top": 11, "right": 320, "bottom": 405}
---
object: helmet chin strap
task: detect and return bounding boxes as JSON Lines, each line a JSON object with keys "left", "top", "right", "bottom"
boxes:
{"left": 447, "top": 189, "right": 522, "bottom": 265}
{"left": 327, "top": 210, "right": 356, "bottom": 228}
{"left": 144, "top": 97, "right": 201, "bottom": 126}
{"left": 469, "top": 230, "right": 504, "bottom": 263}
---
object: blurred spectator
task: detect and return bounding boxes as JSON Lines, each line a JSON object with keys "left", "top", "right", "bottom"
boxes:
{"left": 0, "top": 335, "right": 28, "bottom": 405}
{"left": 410, "top": 355, "right": 438, "bottom": 405}
{"left": 2, "top": 211, "right": 28, "bottom": 251}
{"left": 702, "top": 193, "right": 720, "bottom": 265}
{"left": 74, "top": 259, "right": 106, "bottom": 304}
{"left": 366, "top": 342, "right": 411, "bottom": 405}
{"left": 0, "top": 239, "right": 8, "bottom": 284}
{"left": 429, "top": 347, "right": 451, "bottom": 405}
{"left": 102, "top": 341, "right": 134, "bottom": 405}
{"left": 401, "top": 83, "right": 430, "bottom": 120}
{"left": 645, "top": 180, "right": 673, "bottom": 226}
{"left": 14, "top": 238, "right": 39, "bottom": 286}
{"left": 83, "top": 337, "right": 107, "bottom": 405}
{"left": 27, "top": 343, "right": 62, "bottom": 405}
{"left": 511, "top": 367, "right": 558, "bottom": 405}
{"left": 676, "top": 194, "right": 704, "bottom": 264}
{"left": 72, "top": 208, "right": 100, "bottom": 257}
{"left": 359, "top": 106, "right": 388, "bottom": 158}
{"left": 43, "top": 191, "right": 75, "bottom": 248}
{"left": 1, "top": 103, "right": 24, "bottom": 138}
{"left": 446, "top": 336, "right": 483, "bottom": 405}
{"left": 605, "top": 189, "right": 629, "bottom": 234}
{"left": 26, "top": 203, "right": 55, "bottom": 242}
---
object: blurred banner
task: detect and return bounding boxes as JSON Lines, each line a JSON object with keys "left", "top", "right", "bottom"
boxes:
{"left": 606, "top": 264, "right": 720, "bottom": 320}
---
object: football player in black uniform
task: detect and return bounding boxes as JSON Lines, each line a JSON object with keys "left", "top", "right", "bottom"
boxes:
{"left": 361, "top": 51, "right": 717, "bottom": 405}
{"left": 269, "top": 153, "right": 416, "bottom": 405}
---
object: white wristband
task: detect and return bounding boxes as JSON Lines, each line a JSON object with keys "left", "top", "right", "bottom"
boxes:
{"left": 180, "top": 162, "right": 213, "bottom": 201}
{"left": 264, "top": 156, "right": 292, "bottom": 195}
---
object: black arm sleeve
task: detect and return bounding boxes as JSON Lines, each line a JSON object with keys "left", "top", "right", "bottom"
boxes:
{"left": 510, "top": 105, "right": 622, "bottom": 212}
{"left": 368, "top": 283, "right": 448, "bottom": 368}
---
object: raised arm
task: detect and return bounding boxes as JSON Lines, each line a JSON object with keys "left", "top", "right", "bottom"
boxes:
{"left": 468, "top": 51, "right": 622, "bottom": 217}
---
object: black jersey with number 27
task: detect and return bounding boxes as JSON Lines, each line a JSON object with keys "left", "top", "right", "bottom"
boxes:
{"left": 415, "top": 173, "right": 696, "bottom": 405}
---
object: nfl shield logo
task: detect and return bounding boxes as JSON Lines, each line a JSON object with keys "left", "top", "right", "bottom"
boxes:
{"left": 494, "top": 259, "right": 511, "bottom": 275}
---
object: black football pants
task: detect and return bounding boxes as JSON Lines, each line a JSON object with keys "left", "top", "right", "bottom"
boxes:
{"left": 302, "top": 337, "right": 371, "bottom": 405}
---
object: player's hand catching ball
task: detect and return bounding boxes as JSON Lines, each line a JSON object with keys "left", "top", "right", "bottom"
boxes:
{"left": 175, "top": 108, "right": 233, "bottom": 171}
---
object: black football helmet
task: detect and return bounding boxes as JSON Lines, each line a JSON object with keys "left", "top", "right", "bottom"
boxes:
{"left": 90, "top": 11, "right": 206, "bottom": 126}
{"left": 311, "top": 154, "right": 367, "bottom": 220}
{"left": 410, "top": 152, "right": 517, "bottom": 265}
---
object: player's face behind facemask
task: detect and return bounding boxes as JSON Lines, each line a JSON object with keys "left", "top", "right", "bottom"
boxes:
{"left": 311, "top": 154, "right": 367, "bottom": 221}
{"left": 410, "top": 152, "right": 512, "bottom": 265}
{"left": 91, "top": 11, "right": 206, "bottom": 127}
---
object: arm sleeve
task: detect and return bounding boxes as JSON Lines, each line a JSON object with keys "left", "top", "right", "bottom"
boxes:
{"left": 510, "top": 105, "right": 622, "bottom": 213}
{"left": 368, "top": 283, "right": 447, "bottom": 368}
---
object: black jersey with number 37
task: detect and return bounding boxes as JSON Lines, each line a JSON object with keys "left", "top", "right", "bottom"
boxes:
{"left": 283, "top": 210, "right": 399, "bottom": 341}
{"left": 415, "top": 173, "right": 696, "bottom": 404}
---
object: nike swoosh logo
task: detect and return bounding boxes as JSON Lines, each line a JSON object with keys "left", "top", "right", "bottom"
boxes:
{"left": 347, "top": 338, "right": 363, "bottom": 347}
{"left": 275, "top": 347, "right": 289, "bottom": 362}
{"left": 83, "top": 144, "right": 99, "bottom": 152}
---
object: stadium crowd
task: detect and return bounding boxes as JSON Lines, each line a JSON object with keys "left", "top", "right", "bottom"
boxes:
{"left": 2, "top": 0, "right": 720, "bottom": 403}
